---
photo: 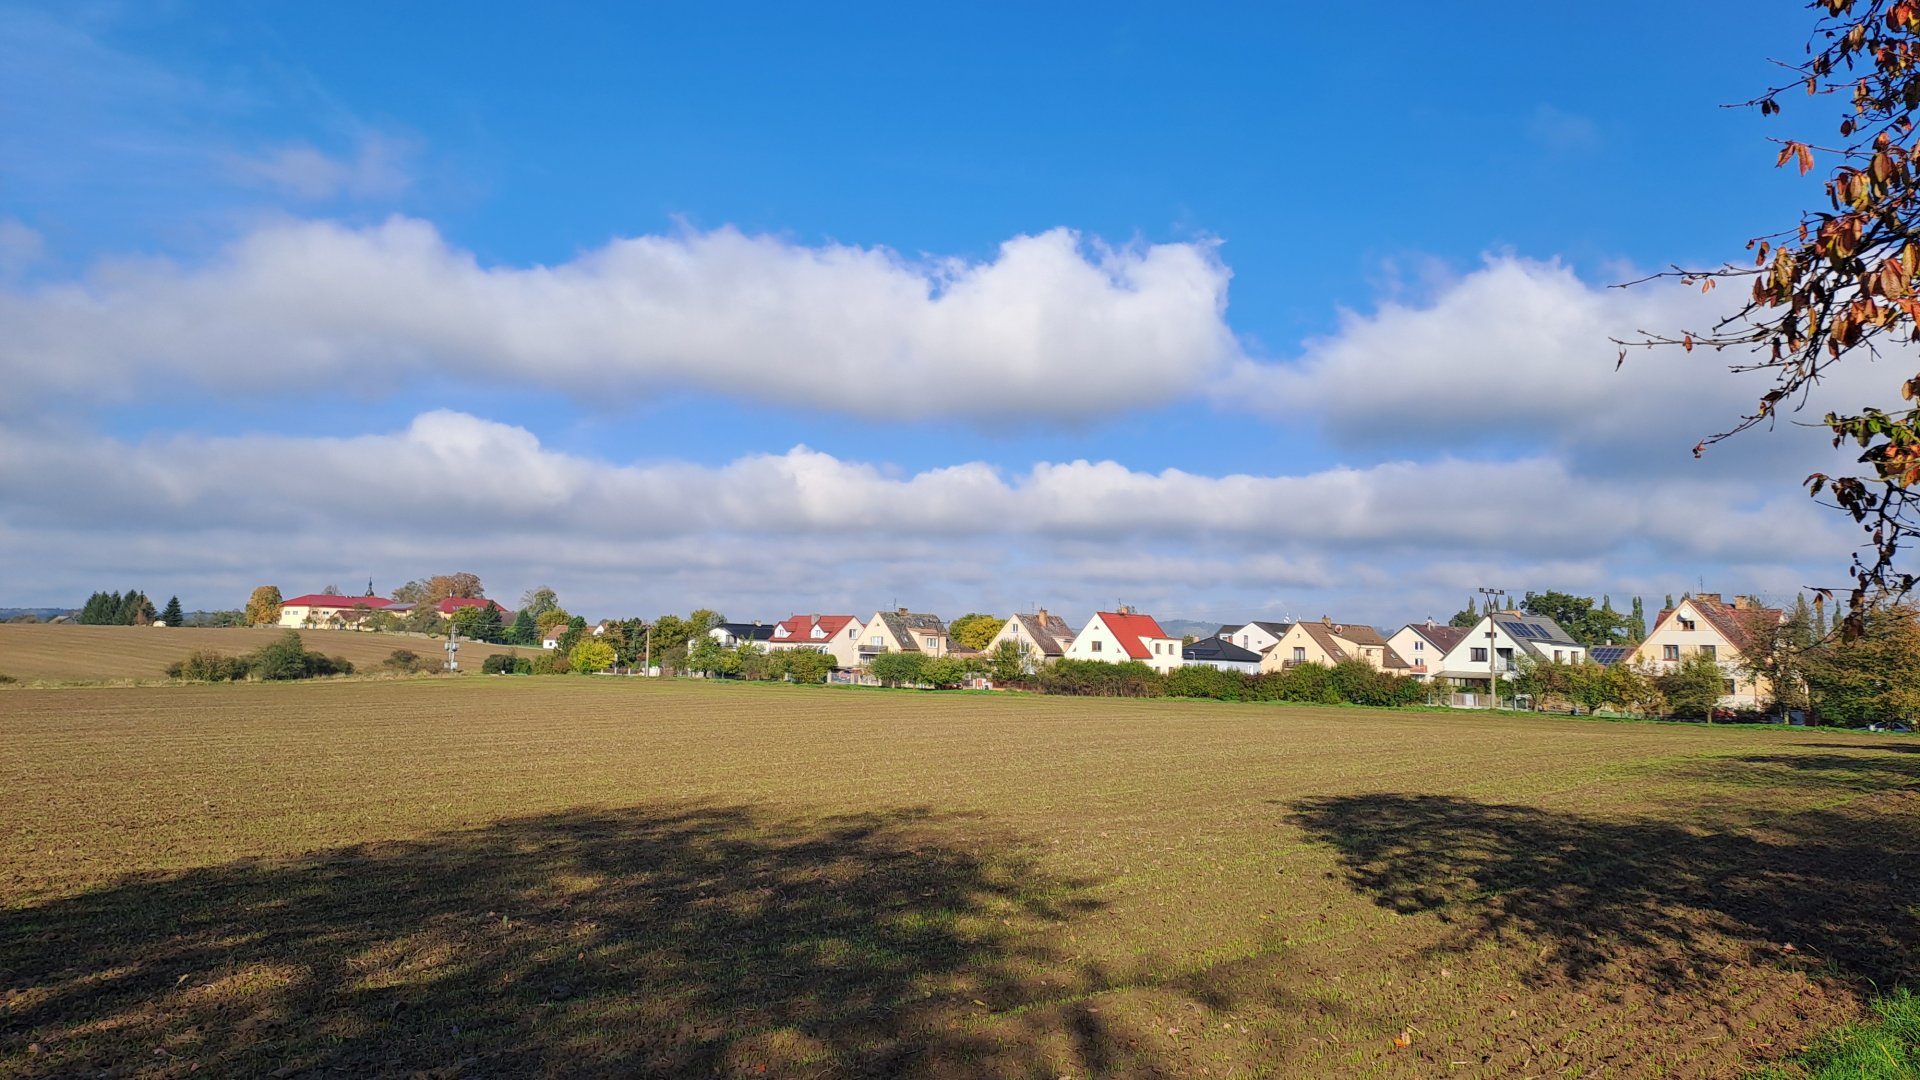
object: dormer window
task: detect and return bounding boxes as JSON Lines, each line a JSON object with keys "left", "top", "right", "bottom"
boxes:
{"left": 1678, "top": 617, "right": 1696, "bottom": 631}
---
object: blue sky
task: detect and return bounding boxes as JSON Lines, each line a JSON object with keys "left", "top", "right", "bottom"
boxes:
{"left": 0, "top": 2, "right": 1879, "bottom": 624}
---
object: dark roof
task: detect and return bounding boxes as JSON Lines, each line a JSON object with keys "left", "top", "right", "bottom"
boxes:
{"left": 875, "top": 611, "right": 947, "bottom": 651}
{"left": 1009, "top": 611, "right": 1075, "bottom": 655}
{"left": 1488, "top": 614, "right": 1581, "bottom": 656}
{"left": 1222, "top": 620, "right": 1293, "bottom": 638}
{"left": 1182, "top": 636, "right": 1263, "bottom": 664}
{"left": 1401, "top": 623, "right": 1470, "bottom": 652}
{"left": 1590, "top": 645, "right": 1634, "bottom": 668}
{"left": 718, "top": 622, "right": 775, "bottom": 642}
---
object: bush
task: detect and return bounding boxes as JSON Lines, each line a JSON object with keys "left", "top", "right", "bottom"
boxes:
{"left": 769, "top": 648, "right": 834, "bottom": 684}
{"left": 867, "top": 652, "right": 929, "bottom": 687}
{"left": 166, "top": 649, "right": 249, "bottom": 682}
{"left": 1031, "top": 659, "right": 1166, "bottom": 697}
{"left": 1166, "top": 664, "right": 1249, "bottom": 701}
{"left": 383, "top": 649, "right": 426, "bottom": 674}
{"left": 570, "top": 638, "right": 616, "bottom": 674}
{"left": 482, "top": 653, "right": 533, "bottom": 675}
{"left": 530, "top": 651, "right": 572, "bottom": 676}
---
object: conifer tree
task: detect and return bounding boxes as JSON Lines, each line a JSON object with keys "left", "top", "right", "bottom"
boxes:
{"left": 1629, "top": 596, "right": 1648, "bottom": 641}
{"left": 161, "top": 596, "right": 184, "bottom": 626}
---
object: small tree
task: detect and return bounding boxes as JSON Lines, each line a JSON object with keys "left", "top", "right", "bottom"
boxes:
{"left": 1658, "top": 651, "right": 1727, "bottom": 721}
{"left": 243, "top": 586, "right": 283, "bottom": 627}
{"left": 947, "top": 613, "right": 1002, "bottom": 651}
{"left": 160, "top": 596, "right": 184, "bottom": 626}
{"left": 686, "top": 635, "right": 730, "bottom": 676}
{"left": 868, "top": 652, "right": 928, "bottom": 688}
{"left": 986, "top": 638, "right": 1031, "bottom": 684}
{"left": 570, "top": 638, "right": 616, "bottom": 674}
{"left": 772, "top": 648, "right": 834, "bottom": 684}
{"left": 1804, "top": 601, "right": 1920, "bottom": 726}
{"left": 505, "top": 608, "right": 538, "bottom": 646}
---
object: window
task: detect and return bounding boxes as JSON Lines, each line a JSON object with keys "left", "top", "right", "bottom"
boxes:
{"left": 1678, "top": 617, "right": 1696, "bottom": 631}
{"left": 1723, "top": 679, "right": 1737, "bottom": 694}
{"left": 871, "top": 636, "right": 883, "bottom": 647}
{"left": 1413, "top": 640, "right": 1424, "bottom": 651}
{"left": 1554, "top": 650, "right": 1563, "bottom": 664}
{"left": 1700, "top": 644, "right": 1717, "bottom": 660}
{"left": 1662, "top": 644, "right": 1680, "bottom": 661}
{"left": 1091, "top": 640, "right": 1103, "bottom": 653}
{"left": 1470, "top": 647, "right": 1488, "bottom": 662}
{"left": 1292, "top": 647, "right": 1306, "bottom": 662}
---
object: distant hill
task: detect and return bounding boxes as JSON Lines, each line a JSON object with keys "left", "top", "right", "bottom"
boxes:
{"left": 1158, "top": 618, "right": 1227, "bottom": 640}
{"left": 0, "top": 608, "right": 70, "bottom": 622}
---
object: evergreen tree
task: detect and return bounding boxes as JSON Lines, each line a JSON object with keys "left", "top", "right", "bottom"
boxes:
{"left": 1664, "top": 593, "right": 1675, "bottom": 611}
{"left": 116, "top": 589, "right": 142, "bottom": 625}
{"left": 1629, "top": 596, "right": 1648, "bottom": 641}
{"left": 161, "top": 596, "right": 184, "bottom": 626}
{"left": 506, "top": 608, "right": 537, "bottom": 646}
{"left": 1448, "top": 597, "right": 1479, "bottom": 629}
{"left": 78, "top": 592, "right": 111, "bottom": 624}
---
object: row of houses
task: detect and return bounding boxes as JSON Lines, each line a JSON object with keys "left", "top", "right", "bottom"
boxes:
{"left": 699, "top": 593, "right": 1782, "bottom": 707}
{"left": 277, "top": 592, "right": 511, "bottom": 629}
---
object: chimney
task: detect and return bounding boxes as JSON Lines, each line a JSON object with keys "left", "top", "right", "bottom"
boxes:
{"left": 897, "top": 606, "right": 909, "bottom": 616}
{"left": 1697, "top": 592, "right": 1722, "bottom": 606}
{"left": 1425, "top": 617, "right": 1434, "bottom": 628}
{"left": 1321, "top": 615, "right": 1332, "bottom": 625}
{"left": 1036, "top": 607, "right": 1048, "bottom": 621}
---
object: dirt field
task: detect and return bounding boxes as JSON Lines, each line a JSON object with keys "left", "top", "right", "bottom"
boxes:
{"left": 0, "top": 623, "right": 536, "bottom": 682}
{"left": 1, "top": 679, "right": 1914, "bottom": 1078}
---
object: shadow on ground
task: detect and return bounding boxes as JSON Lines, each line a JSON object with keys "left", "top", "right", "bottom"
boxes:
{"left": 0, "top": 804, "right": 1181, "bottom": 1078}
{"left": 1291, "top": 769, "right": 1920, "bottom": 992}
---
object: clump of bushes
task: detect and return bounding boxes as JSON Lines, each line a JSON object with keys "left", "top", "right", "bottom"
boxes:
{"left": 1010, "top": 657, "right": 1425, "bottom": 707}
{"left": 383, "top": 649, "right": 428, "bottom": 674}
{"left": 165, "top": 631, "right": 354, "bottom": 682}
{"left": 482, "top": 653, "right": 534, "bottom": 675}
{"left": 530, "top": 651, "right": 571, "bottom": 675}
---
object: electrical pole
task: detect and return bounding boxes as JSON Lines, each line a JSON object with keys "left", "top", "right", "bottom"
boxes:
{"left": 1478, "top": 586, "right": 1505, "bottom": 707}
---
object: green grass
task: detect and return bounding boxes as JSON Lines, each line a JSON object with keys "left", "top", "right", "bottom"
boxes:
{"left": 1, "top": 677, "right": 1916, "bottom": 1078}
{"left": 1753, "top": 989, "right": 1920, "bottom": 1078}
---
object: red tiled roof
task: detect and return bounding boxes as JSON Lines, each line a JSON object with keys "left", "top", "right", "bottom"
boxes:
{"left": 282, "top": 594, "right": 397, "bottom": 609}
{"left": 770, "top": 614, "right": 858, "bottom": 642}
{"left": 1096, "top": 611, "right": 1171, "bottom": 660}
{"left": 435, "top": 597, "right": 507, "bottom": 615}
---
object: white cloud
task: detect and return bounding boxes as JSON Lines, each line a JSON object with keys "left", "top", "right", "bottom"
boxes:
{"left": 0, "top": 411, "right": 1855, "bottom": 614}
{"left": 0, "top": 219, "right": 1239, "bottom": 421}
{"left": 0, "top": 218, "right": 43, "bottom": 278}
{"left": 227, "top": 134, "right": 414, "bottom": 200}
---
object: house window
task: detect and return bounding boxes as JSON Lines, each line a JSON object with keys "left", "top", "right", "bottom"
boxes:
{"left": 871, "top": 636, "right": 883, "bottom": 646}
{"left": 1700, "top": 644, "right": 1717, "bottom": 660}
{"left": 1678, "top": 618, "right": 1696, "bottom": 631}
{"left": 1723, "top": 679, "right": 1737, "bottom": 694}
{"left": 1091, "top": 640, "right": 1102, "bottom": 653}
{"left": 1470, "top": 647, "right": 1488, "bottom": 662}
{"left": 1662, "top": 644, "right": 1680, "bottom": 661}
{"left": 1554, "top": 650, "right": 1562, "bottom": 663}
{"left": 1413, "top": 640, "right": 1423, "bottom": 651}
{"left": 1292, "top": 647, "right": 1306, "bottom": 662}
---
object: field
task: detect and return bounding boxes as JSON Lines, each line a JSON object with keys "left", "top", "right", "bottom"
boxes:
{"left": 1, "top": 679, "right": 1916, "bottom": 1078}
{"left": 0, "top": 624, "right": 537, "bottom": 683}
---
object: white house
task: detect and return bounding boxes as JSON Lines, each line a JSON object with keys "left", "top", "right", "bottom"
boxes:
{"left": 1433, "top": 612, "right": 1586, "bottom": 688}
{"left": 1181, "top": 635, "right": 1263, "bottom": 673}
{"left": 706, "top": 622, "right": 775, "bottom": 651}
{"left": 767, "top": 614, "right": 864, "bottom": 669}
{"left": 1387, "top": 621, "right": 1472, "bottom": 682}
{"left": 1063, "top": 609, "right": 1184, "bottom": 674}
{"left": 1627, "top": 593, "right": 1780, "bottom": 709}
{"left": 1219, "top": 621, "right": 1293, "bottom": 655}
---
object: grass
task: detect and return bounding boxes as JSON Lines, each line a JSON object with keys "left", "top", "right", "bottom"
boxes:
{"left": 1, "top": 677, "right": 1916, "bottom": 1078}
{"left": 0, "top": 623, "right": 536, "bottom": 684}
{"left": 1752, "top": 989, "right": 1920, "bottom": 1078}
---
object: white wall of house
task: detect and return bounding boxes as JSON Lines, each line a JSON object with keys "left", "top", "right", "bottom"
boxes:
{"left": 768, "top": 619, "right": 864, "bottom": 669}
{"left": 1435, "top": 616, "right": 1584, "bottom": 685}
{"left": 1063, "top": 613, "right": 1184, "bottom": 674}
{"left": 1224, "top": 622, "right": 1288, "bottom": 655}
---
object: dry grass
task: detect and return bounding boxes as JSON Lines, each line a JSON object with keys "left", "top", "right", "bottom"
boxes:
{"left": 1, "top": 678, "right": 1915, "bottom": 1078}
{"left": 0, "top": 624, "right": 536, "bottom": 683}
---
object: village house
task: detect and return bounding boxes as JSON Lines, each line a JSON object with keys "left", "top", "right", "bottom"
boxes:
{"left": 1626, "top": 593, "right": 1781, "bottom": 709}
{"left": 856, "top": 609, "right": 952, "bottom": 662}
{"left": 706, "top": 622, "right": 776, "bottom": 651}
{"left": 767, "top": 614, "right": 864, "bottom": 669}
{"left": 1181, "top": 635, "right": 1263, "bottom": 673}
{"left": 1386, "top": 620, "right": 1471, "bottom": 682}
{"left": 985, "top": 609, "right": 1076, "bottom": 670}
{"left": 277, "top": 592, "right": 403, "bottom": 629}
{"left": 1258, "top": 617, "right": 1410, "bottom": 675}
{"left": 1063, "top": 608, "right": 1184, "bottom": 674}
{"left": 1432, "top": 611, "right": 1585, "bottom": 690}
{"left": 1218, "top": 621, "right": 1294, "bottom": 655}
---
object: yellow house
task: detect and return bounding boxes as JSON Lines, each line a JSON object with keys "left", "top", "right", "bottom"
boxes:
{"left": 1258, "top": 617, "right": 1409, "bottom": 674}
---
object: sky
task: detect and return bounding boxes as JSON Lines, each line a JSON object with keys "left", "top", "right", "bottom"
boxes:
{"left": 0, "top": 2, "right": 1890, "bottom": 625}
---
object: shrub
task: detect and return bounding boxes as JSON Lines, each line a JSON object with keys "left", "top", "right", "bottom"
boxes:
{"left": 383, "top": 649, "right": 426, "bottom": 674}
{"left": 1165, "top": 664, "right": 1249, "bottom": 701}
{"left": 570, "top": 638, "right": 616, "bottom": 674}
{"left": 769, "top": 649, "right": 834, "bottom": 684}
{"left": 482, "top": 653, "right": 533, "bottom": 675}
{"left": 530, "top": 651, "right": 572, "bottom": 676}
{"left": 166, "top": 649, "right": 248, "bottom": 682}
{"left": 1032, "top": 659, "right": 1165, "bottom": 698}
{"left": 868, "top": 652, "right": 929, "bottom": 688}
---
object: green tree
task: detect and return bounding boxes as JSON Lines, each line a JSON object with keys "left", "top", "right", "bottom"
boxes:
{"left": 1740, "top": 599, "right": 1815, "bottom": 719}
{"left": 535, "top": 608, "right": 574, "bottom": 638}
{"left": 985, "top": 638, "right": 1032, "bottom": 684}
{"left": 520, "top": 586, "right": 560, "bottom": 618}
{"left": 868, "top": 652, "right": 928, "bottom": 688}
{"left": 453, "top": 604, "right": 505, "bottom": 643}
{"left": 506, "top": 608, "right": 538, "bottom": 646}
{"left": 1520, "top": 590, "right": 1627, "bottom": 647}
{"left": 570, "top": 638, "right": 616, "bottom": 674}
{"left": 686, "top": 635, "right": 730, "bottom": 676}
{"left": 947, "top": 613, "right": 1002, "bottom": 651}
{"left": 1448, "top": 597, "right": 1479, "bottom": 629}
{"left": 1629, "top": 596, "right": 1648, "bottom": 642}
{"left": 771, "top": 648, "right": 834, "bottom": 684}
{"left": 243, "top": 585, "right": 283, "bottom": 627}
{"left": 1804, "top": 601, "right": 1920, "bottom": 726}
{"left": 1657, "top": 651, "right": 1728, "bottom": 721}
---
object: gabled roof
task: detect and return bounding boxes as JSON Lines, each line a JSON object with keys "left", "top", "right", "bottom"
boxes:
{"left": 716, "top": 622, "right": 775, "bottom": 642}
{"left": 1649, "top": 595, "right": 1781, "bottom": 652}
{"left": 1486, "top": 614, "right": 1582, "bottom": 659}
{"left": 1221, "top": 620, "right": 1293, "bottom": 639}
{"left": 1590, "top": 645, "right": 1634, "bottom": 668}
{"left": 1009, "top": 611, "right": 1076, "bottom": 656}
{"left": 1296, "top": 619, "right": 1411, "bottom": 669}
{"left": 873, "top": 611, "right": 947, "bottom": 651}
{"left": 1401, "top": 622, "right": 1470, "bottom": 653}
{"left": 1093, "top": 611, "right": 1173, "bottom": 660}
{"left": 435, "top": 597, "right": 508, "bottom": 616}
{"left": 770, "top": 615, "right": 859, "bottom": 642}
{"left": 282, "top": 594, "right": 397, "bottom": 609}
{"left": 1183, "top": 636, "right": 1262, "bottom": 664}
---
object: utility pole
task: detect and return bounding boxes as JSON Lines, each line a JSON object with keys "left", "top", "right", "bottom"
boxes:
{"left": 1478, "top": 586, "right": 1505, "bottom": 707}
{"left": 644, "top": 625, "right": 653, "bottom": 677}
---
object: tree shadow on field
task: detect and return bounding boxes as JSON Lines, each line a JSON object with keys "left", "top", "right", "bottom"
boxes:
{"left": 0, "top": 803, "right": 1193, "bottom": 1078}
{"left": 1290, "top": 786, "right": 1920, "bottom": 992}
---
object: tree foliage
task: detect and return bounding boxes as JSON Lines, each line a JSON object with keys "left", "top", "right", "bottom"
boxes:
{"left": 519, "top": 586, "right": 560, "bottom": 618}
{"left": 1448, "top": 598, "right": 1479, "bottom": 629}
{"left": 570, "top": 638, "right": 617, "bottom": 674}
{"left": 452, "top": 603, "right": 506, "bottom": 643}
{"left": 1804, "top": 600, "right": 1920, "bottom": 724}
{"left": 165, "top": 631, "right": 353, "bottom": 682}
{"left": 160, "top": 596, "right": 184, "bottom": 626}
{"left": 1624, "top": 1, "right": 1920, "bottom": 627}
{"left": 947, "top": 613, "right": 1002, "bottom": 651}
{"left": 1657, "top": 651, "right": 1729, "bottom": 721}
{"left": 243, "top": 586, "right": 283, "bottom": 627}
{"left": 1520, "top": 591, "right": 1628, "bottom": 647}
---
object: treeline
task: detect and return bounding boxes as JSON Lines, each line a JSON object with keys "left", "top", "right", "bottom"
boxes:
{"left": 77, "top": 590, "right": 183, "bottom": 626}
{"left": 165, "top": 632, "right": 354, "bottom": 682}
{"left": 1022, "top": 658, "right": 1429, "bottom": 706}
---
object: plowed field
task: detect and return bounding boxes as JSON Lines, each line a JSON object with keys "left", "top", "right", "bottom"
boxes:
{"left": 1, "top": 678, "right": 1914, "bottom": 1077}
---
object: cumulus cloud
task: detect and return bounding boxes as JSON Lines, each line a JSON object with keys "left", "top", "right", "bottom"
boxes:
{"left": 0, "top": 219, "right": 43, "bottom": 279}
{"left": 227, "top": 134, "right": 414, "bottom": 200}
{"left": 0, "top": 219, "right": 1239, "bottom": 421}
{"left": 0, "top": 411, "right": 1855, "bottom": 614}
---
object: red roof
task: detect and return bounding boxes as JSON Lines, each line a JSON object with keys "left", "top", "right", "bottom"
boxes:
{"left": 1095, "top": 611, "right": 1172, "bottom": 660}
{"left": 282, "top": 594, "right": 397, "bottom": 609}
{"left": 435, "top": 597, "right": 507, "bottom": 615}
{"left": 770, "top": 614, "right": 858, "bottom": 642}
